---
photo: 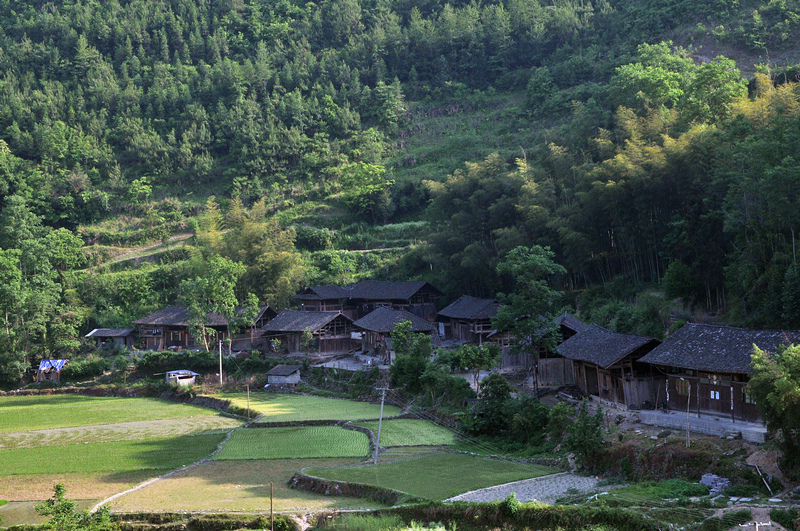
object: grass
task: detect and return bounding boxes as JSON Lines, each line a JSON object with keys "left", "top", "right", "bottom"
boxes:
{"left": 0, "top": 395, "right": 217, "bottom": 433}
{"left": 304, "top": 452, "right": 557, "bottom": 500}
{"left": 221, "top": 393, "right": 401, "bottom": 421}
{"left": 0, "top": 433, "right": 225, "bottom": 475}
{"left": 109, "top": 459, "right": 387, "bottom": 513}
{"left": 216, "top": 427, "right": 369, "bottom": 459}
{"left": 355, "top": 419, "right": 456, "bottom": 447}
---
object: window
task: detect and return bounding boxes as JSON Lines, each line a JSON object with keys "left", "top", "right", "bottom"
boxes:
{"left": 710, "top": 390, "right": 720, "bottom": 400}
{"left": 742, "top": 387, "right": 756, "bottom": 405}
{"left": 676, "top": 379, "right": 689, "bottom": 395}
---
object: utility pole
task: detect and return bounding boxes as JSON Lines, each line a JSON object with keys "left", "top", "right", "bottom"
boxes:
{"left": 374, "top": 388, "right": 389, "bottom": 465}
{"left": 219, "top": 340, "right": 223, "bottom": 387}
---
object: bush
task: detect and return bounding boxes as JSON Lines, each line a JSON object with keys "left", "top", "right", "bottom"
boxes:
{"left": 770, "top": 508, "right": 800, "bottom": 531}
{"left": 62, "top": 358, "right": 110, "bottom": 381}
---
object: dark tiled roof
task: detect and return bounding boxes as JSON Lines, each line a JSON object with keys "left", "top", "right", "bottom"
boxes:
{"left": 438, "top": 295, "right": 500, "bottom": 320}
{"left": 263, "top": 310, "right": 350, "bottom": 332}
{"left": 558, "top": 324, "right": 660, "bottom": 368}
{"left": 556, "top": 312, "right": 590, "bottom": 334}
{"left": 354, "top": 307, "right": 436, "bottom": 333}
{"left": 294, "top": 280, "right": 441, "bottom": 302}
{"left": 639, "top": 323, "right": 800, "bottom": 374}
{"left": 133, "top": 305, "right": 270, "bottom": 327}
{"left": 86, "top": 328, "right": 135, "bottom": 338}
{"left": 267, "top": 364, "right": 302, "bottom": 376}
{"left": 294, "top": 284, "right": 350, "bottom": 301}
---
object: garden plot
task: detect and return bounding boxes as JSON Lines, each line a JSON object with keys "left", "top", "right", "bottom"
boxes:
{"left": 304, "top": 452, "right": 557, "bottom": 500}
{"left": 0, "top": 395, "right": 218, "bottom": 433}
{"left": 223, "top": 393, "right": 400, "bottom": 421}
{"left": 355, "top": 419, "right": 456, "bottom": 447}
{"left": 216, "top": 426, "right": 369, "bottom": 459}
{"left": 109, "top": 459, "right": 386, "bottom": 513}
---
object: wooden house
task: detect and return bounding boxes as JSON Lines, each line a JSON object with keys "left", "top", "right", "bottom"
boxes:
{"left": 353, "top": 306, "right": 436, "bottom": 363}
{"left": 437, "top": 295, "right": 507, "bottom": 345}
{"left": 558, "top": 324, "right": 660, "bottom": 407}
{"left": 294, "top": 280, "right": 442, "bottom": 320}
{"left": 639, "top": 323, "right": 800, "bottom": 423}
{"left": 262, "top": 310, "right": 355, "bottom": 355}
{"left": 266, "top": 365, "right": 302, "bottom": 386}
{"left": 165, "top": 370, "right": 199, "bottom": 386}
{"left": 85, "top": 328, "right": 136, "bottom": 349}
{"left": 133, "top": 305, "right": 275, "bottom": 351}
{"left": 37, "top": 359, "right": 69, "bottom": 383}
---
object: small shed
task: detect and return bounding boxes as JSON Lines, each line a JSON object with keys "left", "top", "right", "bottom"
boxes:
{"left": 86, "top": 328, "right": 136, "bottom": 349}
{"left": 37, "top": 359, "right": 69, "bottom": 383}
{"left": 165, "top": 370, "right": 199, "bottom": 386}
{"left": 266, "top": 365, "right": 302, "bottom": 386}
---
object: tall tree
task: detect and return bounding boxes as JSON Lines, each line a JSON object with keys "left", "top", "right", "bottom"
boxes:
{"left": 492, "top": 245, "right": 566, "bottom": 394}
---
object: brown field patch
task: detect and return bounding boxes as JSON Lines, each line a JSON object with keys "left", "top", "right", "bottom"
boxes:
{"left": 109, "top": 459, "right": 387, "bottom": 513}
{"left": 0, "top": 470, "right": 159, "bottom": 501}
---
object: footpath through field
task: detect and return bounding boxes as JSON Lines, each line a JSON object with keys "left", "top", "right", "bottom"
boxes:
{"left": 445, "top": 472, "right": 599, "bottom": 504}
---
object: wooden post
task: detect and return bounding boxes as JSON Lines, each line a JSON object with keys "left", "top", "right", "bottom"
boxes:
{"left": 247, "top": 384, "right": 250, "bottom": 423}
{"left": 270, "top": 482, "right": 274, "bottom": 531}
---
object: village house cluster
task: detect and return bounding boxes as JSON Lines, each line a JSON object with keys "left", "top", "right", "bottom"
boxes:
{"left": 84, "top": 280, "right": 796, "bottom": 429}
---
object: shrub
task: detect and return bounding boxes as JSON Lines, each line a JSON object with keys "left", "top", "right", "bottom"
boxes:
{"left": 770, "top": 508, "right": 800, "bottom": 531}
{"left": 500, "top": 493, "right": 520, "bottom": 516}
{"left": 62, "top": 358, "right": 110, "bottom": 381}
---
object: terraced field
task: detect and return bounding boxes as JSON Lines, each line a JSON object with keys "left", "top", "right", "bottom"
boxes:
{"left": 216, "top": 426, "right": 369, "bottom": 459}
{"left": 222, "top": 392, "right": 401, "bottom": 421}
{"left": 0, "top": 395, "right": 218, "bottom": 433}
{"left": 109, "top": 459, "right": 386, "bottom": 513}
{"left": 304, "top": 452, "right": 557, "bottom": 500}
{"left": 0, "top": 416, "right": 240, "bottom": 449}
{"left": 0, "top": 394, "right": 238, "bottom": 514}
{"left": 355, "top": 419, "right": 456, "bottom": 447}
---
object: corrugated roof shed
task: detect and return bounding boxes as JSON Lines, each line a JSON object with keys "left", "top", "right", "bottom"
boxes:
{"left": 438, "top": 295, "right": 500, "bottom": 320}
{"left": 639, "top": 323, "right": 800, "bottom": 374}
{"left": 263, "top": 309, "right": 350, "bottom": 332}
{"left": 267, "top": 364, "right": 302, "bottom": 376}
{"left": 558, "top": 324, "right": 659, "bottom": 369}
{"left": 353, "top": 306, "right": 436, "bottom": 333}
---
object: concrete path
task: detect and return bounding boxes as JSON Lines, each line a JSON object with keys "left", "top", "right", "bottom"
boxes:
{"left": 446, "top": 472, "right": 599, "bottom": 505}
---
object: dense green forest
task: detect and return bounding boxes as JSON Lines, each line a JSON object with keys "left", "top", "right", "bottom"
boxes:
{"left": 2, "top": 0, "right": 800, "bottom": 380}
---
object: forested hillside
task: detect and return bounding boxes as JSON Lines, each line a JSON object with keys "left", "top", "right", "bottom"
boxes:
{"left": 2, "top": 0, "right": 800, "bottom": 380}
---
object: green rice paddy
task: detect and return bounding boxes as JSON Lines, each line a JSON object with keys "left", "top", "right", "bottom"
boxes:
{"left": 355, "top": 419, "right": 456, "bottom": 447}
{"left": 216, "top": 426, "right": 369, "bottom": 459}
{"left": 304, "top": 452, "right": 557, "bottom": 500}
{"left": 222, "top": 392, "right": 401, "bottom": 421}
